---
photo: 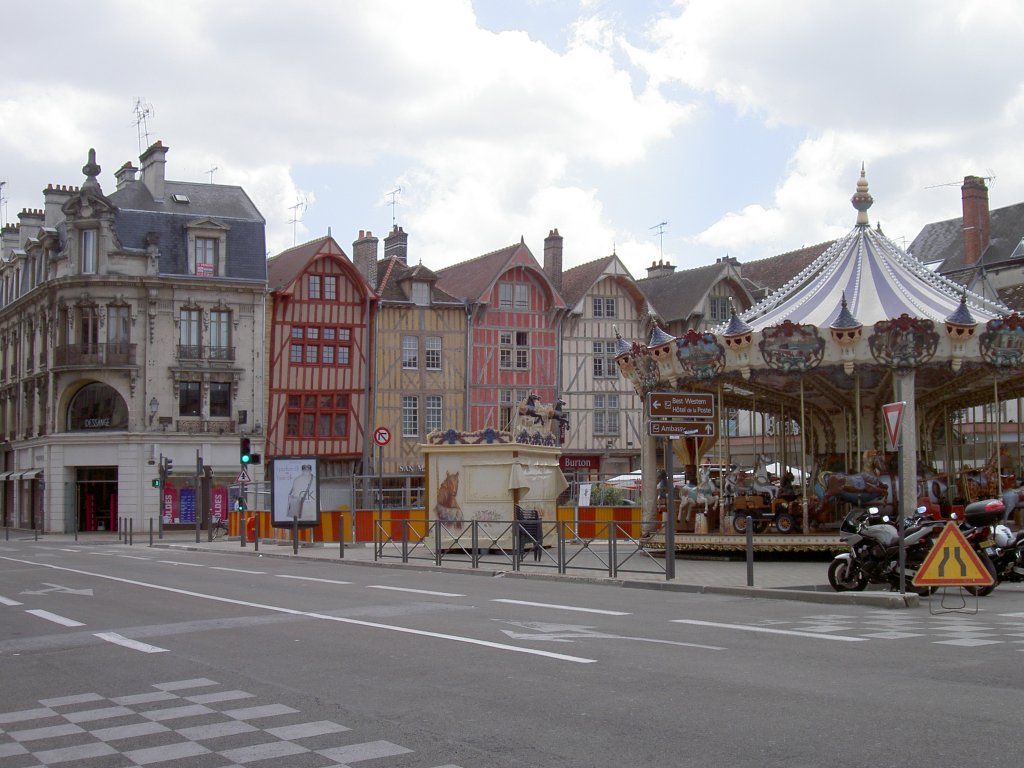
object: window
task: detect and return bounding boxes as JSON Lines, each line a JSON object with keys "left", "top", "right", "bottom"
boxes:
{"left": 285, "top": 393, "right": 350, "bottom": 438}
{"left": 424, "top": 337, "right": 441, "bottom": 370}
{"left": 425, "top": 395, "right": 442, "bottom": 433}
{"left": 179, "top": 381, "right": 201, "bottom": 417}
{"left": 500, "top": 388, "right": 530, "bottom": 430}
{"left": 308, "top": 275, "right": 321, "bottom": 299}
{"left": 592, "top": 341, "right": 617, "bottom": 378}
{"left": 80, "top": 230, "right": 97, "bottom": 274}
{"left": 592, "top": 297, "right": 617, "bottom": 318}
{"left": 210, "top": 382, "right": 232, "bottom": 418}
{"left": 290, "top": 344, "right": 303, "bottom": 363}
{"left": 195, "top": 237, "right": 217, "bottom": 276}
{"left": 499, "top": 331, "right": 529, "bottom": 370}
{"left": 210, "top": 310, "right": 231, "bottom": 360}
{"left": 402, "top": 336, "right": 418, "bottom": 369}
{"left": 402, "top": 396, "right": 419, "bottom": 437}
{"left": 290, "top": 325, "right": 352, "bottom": 367}
{"left": 324, "top": 276, "right": 337, "bottom": 300}
{"left": 179, "top": 308, "right": 201, "bottom": 358}
{"left": 515, "top": 284, "right": 529, "bottom": 309}
{"left": 106, "top": 305, "right": 130, "bottom": 348}
{"left": 709, "top": 296, "right": 731, "bottom": 322}
{"left": 305, "top": 345, "right": 318, "bottom": 364}
{"left": 499, "top": 283, "right": 513, "bottom": 308}
{"left": 593, "top": 394, "right": 620, "bottom": 436}
{"left": 411, "top": 281, "right": 430, "bottom": 306}
{"left": 78, "top": 305, "right": 100, "bottom": 352}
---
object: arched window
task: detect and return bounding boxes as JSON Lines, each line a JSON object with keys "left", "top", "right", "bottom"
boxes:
{"left": 66, "top": 383, "right": 129, "bottom": 431}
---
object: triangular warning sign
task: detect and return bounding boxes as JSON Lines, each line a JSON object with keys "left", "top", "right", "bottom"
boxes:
{"left": 882, "top": 401, "right": 905, "bottom": 450}
{"left": 912, "top": 523, "right": 994, "bottom": 587}
{"left": 236, "top": 468, "right": 252, "bottom": 484}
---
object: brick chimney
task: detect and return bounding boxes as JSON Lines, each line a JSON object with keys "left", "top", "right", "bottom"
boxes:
{"left": 961, "top": 175, "right": 990, "bottom": 266}
{"left": 352, "top": 230, "right": 379, "bottom": 290}
{"left": 383, "top": 225, "right": 408, "bottom": 264}
{"left": 140, "top": 141, "right": 169, "bottom": 201}
{"left": 646, "top": 259, "right": 676, "bottom": 279}
{"left": 43, "top": 184, "right": 77, "bottom": 227}
{"left": 543, "top": 228, "right": 563, "bottom": 292}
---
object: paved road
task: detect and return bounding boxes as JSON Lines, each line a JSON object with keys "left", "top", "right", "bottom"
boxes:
{"left": 2, "top": 536, "right": 1023, "bottom": 767}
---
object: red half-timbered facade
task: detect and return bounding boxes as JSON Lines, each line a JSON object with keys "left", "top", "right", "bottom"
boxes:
{"left": 266, "top": 237, "right": 375, "bottom": 483}
{"left": 436, "top": 237, "right": 566, "bottom": 431}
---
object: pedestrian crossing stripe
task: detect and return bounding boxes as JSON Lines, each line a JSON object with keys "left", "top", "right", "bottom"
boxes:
{"left": 912, "top": 522, "right": 994, "bottom": 587}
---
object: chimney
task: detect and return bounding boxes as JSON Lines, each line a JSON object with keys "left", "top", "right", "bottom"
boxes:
{"left": 961, "top": 175, "right": 990, "bottom": 266}
{"left": 383, "top": 225, "right": 408, "bottom": 264}
{"left": 17, "top": 209, "right": 44, "bottom": 242}
{"left": 43, "top": 183, "right": 77, "bottom": 227}
{"left": 140, "top": 141, "right": 169, "bottom": 201}
{"left": 646, "top": 259, "right": 677, "bottom": 279}
{"left": 543, "top": 228, "right": 563, "bottom": 292}
{"left": 352, "top": 230, "right": 379, "bottom": 290}
{"left": 115, "top": 162, "right": 139, "bottom": 190}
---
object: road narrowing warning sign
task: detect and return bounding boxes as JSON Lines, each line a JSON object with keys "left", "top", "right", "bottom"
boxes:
{"left": 912, "top": 523, "right": 994, "bottom": 587}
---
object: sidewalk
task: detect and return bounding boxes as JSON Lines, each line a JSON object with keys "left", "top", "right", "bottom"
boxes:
{"left": 4, "top": 527, "right": 919, "bottom": 608}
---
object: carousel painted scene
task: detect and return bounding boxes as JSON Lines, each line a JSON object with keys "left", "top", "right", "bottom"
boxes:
{"left": 614, "top": 169, "right": 1024, "bottom": 552}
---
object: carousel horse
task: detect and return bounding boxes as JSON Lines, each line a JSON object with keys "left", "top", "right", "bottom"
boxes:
{"left": 725, "top": 456, "right": 777, "bottom": 500}
{"left": 677, "top": 466, "right": 719, "bottom": 527}
{"left": 516, "top": 393, "right": 545, "bottom": 427}
{"left": 813, "top": 464, "right": 888, "bottom": 508}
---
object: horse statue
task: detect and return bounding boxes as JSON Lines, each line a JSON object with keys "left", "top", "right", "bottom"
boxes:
{"left": 542, "top": 398, "right": 570, "bottom": 432}
{"left": 516, "top": 393, "right": 545, "bottom": 428}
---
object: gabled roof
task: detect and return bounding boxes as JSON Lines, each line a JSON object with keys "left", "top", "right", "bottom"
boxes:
{"left": 435, "top": 240, "right": 566, "bottom": 308}
{"left": 909, "top": 200, "right": 1024, "bottom": 274}
{"left": 267, "top": 235, "right": 371, "bottom": 297}
{"left": 376, "top": 256, "right": 461, "bottom": 303}
{"left": 560, "top": 254, "right": 645, "bottom": 313}
{"left": 741, "top": 240, "right": 836, "bottom": 295}
{"left": 636, "top": 260, "right": 747, "bottom": 324}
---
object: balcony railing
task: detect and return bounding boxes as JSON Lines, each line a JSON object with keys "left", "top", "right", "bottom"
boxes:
{"left": 54, "top": 343, "right": 137, "bottom": 367}
{"left": 173, "top": 418, "right": 237, "bottom": 434}
{"left": 177, "top": 345, "right": 236, "bottom": 362}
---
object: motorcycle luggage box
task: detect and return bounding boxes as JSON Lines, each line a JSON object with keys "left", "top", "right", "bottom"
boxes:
{"left": 963, "top": 498, "right": 1005, "bottom": 526}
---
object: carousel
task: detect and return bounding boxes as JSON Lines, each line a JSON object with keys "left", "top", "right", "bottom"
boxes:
{"left": 615, "top": 168, "right": 1024, "bottom": 547}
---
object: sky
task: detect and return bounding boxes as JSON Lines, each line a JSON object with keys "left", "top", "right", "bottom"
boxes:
{"left": 2, "top": 0, "right": 1024, "bottom": 279}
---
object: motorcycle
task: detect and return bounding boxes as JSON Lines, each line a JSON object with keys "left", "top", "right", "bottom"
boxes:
{"left": 990, "top": 521, "right": 1024, "bottom": 585}
{"left": 953, "top": 498, "right": 1006, "bottom": 597}
{"left": 828, "top": 505, "right": 942, "bottom": 595}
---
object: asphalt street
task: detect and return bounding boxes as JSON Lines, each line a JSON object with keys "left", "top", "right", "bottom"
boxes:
{"left": 2, "top": 535, "right": 1023, "bottom": 767}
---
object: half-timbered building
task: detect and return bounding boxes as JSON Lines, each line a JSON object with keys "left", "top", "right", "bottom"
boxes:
{"left": 351, "top": 226, "right": 467, "bottom": 479}
{"left": 266, "top": 236, "right": 374, "bottom": 510}
{"left": 555, "top": 251, "right": 649, "bottom": 477}
{"left": 435, "top": 232, "right": 567, "bottom": 431}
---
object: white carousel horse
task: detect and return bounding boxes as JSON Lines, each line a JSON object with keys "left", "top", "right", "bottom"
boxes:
{"left": 678, "top": 466, "right": 719, "bottom": 527}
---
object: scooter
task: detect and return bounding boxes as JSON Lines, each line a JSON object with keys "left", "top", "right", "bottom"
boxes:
{"left": 828, "top": 505, "right": 942, "bottom": 595}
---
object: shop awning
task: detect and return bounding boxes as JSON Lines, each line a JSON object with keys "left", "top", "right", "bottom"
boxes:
{"left": 0, "top": 471, "right": 15, "bottom": 481}
{"left": 15, "top": 469, "right": 42, "bottom": 480}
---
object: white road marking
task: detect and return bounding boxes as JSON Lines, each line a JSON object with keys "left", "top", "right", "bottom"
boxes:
{"left": 210, "top": 567, "right": 266, "bottom": 575}
{"left": 158, "top": 561, "right": 205, "bottom": 567}
{"left": 0, "top": 595, "right": 23, "bottom": 606}
{"left": 25, "top": 609, "right": 85, "bottom": 627}
{"left": 94, "top": 632, "right": 169, "bottom": 653}
{"left": 368, "top": 585, "right": 465, "bottom": 597}
{"left": 277, "top": 575, "right": 353, "bottom": 585}
{"left": 492, "top": 599, "right": 630, "bottom": 616}
{"left": 117, "top": 555, "right": 151, "bottom": 560}
{"left": 672, "top": 619, "right": 866, "bottom": 642}
{"left": 0, "top": 555, "right": 596, "bottom": 664}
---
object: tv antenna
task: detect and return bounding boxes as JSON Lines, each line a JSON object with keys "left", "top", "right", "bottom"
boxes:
{"left": 649, "top": 221, "right": 668, "bottom": 259}
{"left": 131, "top": 98, "right": 154, "bottom": 155}
{"left": 386, "top": 187, "right": 402, "bottom": 227}
{"left": 925, "top": 172, "right": 996, "bottom": 190}
{"left": 206, "top": 165, "right": 218, "bottom": 184}
{"left": 287, "top": 195, "right": 307, "bottom": 246}
{"left": 0, "top": 180, "right": 7, "bottom": 228}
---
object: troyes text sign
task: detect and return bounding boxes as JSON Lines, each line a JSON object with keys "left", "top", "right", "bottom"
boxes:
{"left": 647, "top": 392, "right": 715, "bottom": 421}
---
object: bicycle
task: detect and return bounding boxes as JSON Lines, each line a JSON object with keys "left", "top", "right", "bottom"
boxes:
{"left": 211, "top": 515, "right": 229, "bottom": 540}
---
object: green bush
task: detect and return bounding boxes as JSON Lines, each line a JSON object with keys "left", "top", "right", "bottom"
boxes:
{"left": 588, "top": 484, "right": 626, "bottom": 506}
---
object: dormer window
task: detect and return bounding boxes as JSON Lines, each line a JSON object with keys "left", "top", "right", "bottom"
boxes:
{"left": 186, "top": 219, "right": 230, "bottom": 277}
{"left": 411, "top": 281, "right": 430, "bottom": 306}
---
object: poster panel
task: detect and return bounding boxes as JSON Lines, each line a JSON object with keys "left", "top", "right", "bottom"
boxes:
{"left": 270, "top": 457, "right": 321, "bottom": 528}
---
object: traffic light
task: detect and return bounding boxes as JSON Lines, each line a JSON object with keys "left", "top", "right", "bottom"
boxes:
{"left": 163, "top": 456, "right": 174, "bottom": 475}
{"left": 152, "top": 477, "right": 161, "bottom": 488}
{"left": 235, "top": 496, "right": 247, "bottom": 512}
{"left": 240, "top": 437, "right": 252, "bottom": 464}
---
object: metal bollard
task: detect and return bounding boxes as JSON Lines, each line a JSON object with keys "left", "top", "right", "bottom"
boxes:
{"left": 746, "top": 515, "right": 754, "bottom": 586}
{"left": 129, "top": 518, "right": 133, "bottom": 547}
{"left": 149, "top": 518, "right": 154, "bottom": 547}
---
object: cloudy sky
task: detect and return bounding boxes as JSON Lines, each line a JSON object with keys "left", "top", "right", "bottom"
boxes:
{"left": 2, "top": 0, "right": 1023, "bottom": 278}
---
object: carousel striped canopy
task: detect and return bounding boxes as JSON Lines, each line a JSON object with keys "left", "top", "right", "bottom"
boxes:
{"left": 731, "top": 171, "right": 1008, "bottom": 333}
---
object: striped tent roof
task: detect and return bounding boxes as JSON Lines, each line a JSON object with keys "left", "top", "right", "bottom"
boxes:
{"left": 731, "top": 170, "right": 1009, "bottom": 333}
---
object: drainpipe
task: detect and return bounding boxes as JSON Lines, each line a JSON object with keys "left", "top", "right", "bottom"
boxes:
{"left": 463, "top": 299, "right": 474, "bottom": 429}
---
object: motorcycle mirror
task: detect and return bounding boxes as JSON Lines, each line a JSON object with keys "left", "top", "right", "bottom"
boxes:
{"left": 881, "top": 515, "right": 891, "bottom": 523}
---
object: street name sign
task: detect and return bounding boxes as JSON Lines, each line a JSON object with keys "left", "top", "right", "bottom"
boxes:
{"left": 647, "top": 392, "right": 715, "bottom": 421}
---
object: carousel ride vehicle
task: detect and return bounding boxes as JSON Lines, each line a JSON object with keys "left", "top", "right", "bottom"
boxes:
{"left": 615, "top": 168, "right": 1023, "bottom": 542}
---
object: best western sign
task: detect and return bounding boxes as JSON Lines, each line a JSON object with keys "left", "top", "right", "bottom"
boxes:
{"left": 646, "top": 392, "right": 715, "bottom": 421}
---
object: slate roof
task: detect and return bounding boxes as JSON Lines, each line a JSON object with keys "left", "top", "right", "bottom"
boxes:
{"left": 434, "top": 240, "right": 566, "bottom": 308}
{"left": 909, "top": 200, "right": 1024, "bottom": 273}
{"left": 741, "top": 240, "right": 836, "bottom": 296}
{"left": 109, "top": 180, "right": 267, "bottom": 281}
{"left": 636, "top": 260, "right": 741, "bottom": 324}
{"left": 376, "top": 256, "right": 461, "bottom": 304}
{"left": 559, "top": 255, "right": 615, "bottom": 307}
{"left": 266, "top": 236, "right": 335, "bottom": 292}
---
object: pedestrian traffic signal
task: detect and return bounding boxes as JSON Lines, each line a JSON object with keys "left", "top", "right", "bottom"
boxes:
{"left": 240, "top": 437, "right": 252, "bottom": 464}
{"left": 152, "top": 477, "right": 161, "bottom": 488}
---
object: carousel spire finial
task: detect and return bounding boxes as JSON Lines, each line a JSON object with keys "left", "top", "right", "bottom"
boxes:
{"left": 850, "top": 162, "right": 873, "bottom": 227}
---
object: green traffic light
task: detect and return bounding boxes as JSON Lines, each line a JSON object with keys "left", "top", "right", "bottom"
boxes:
{"left": 152, "top": 478, "right": 161, "bottom": 488}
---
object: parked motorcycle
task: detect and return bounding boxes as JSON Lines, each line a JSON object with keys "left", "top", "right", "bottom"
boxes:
{"left": 828, "top": 505, "right": 942, "bottom": 595}
{"left": 953, "top": 498, "right": 1006, "bottom": 597}
{"left": 990, "top": 521, "right": 1024, "bottom": 585}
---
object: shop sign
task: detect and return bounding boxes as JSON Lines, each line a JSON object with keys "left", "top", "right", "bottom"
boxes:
{"left": 560, "top": 455, "right": 601, "bottom": 471}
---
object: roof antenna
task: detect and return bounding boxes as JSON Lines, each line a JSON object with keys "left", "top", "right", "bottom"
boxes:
{"left": 649, "top": 221, "right": 668, "bottom": 260}
{"left": 206, "top": 165, "right": 218, "bottom": 184}
{"left": 287, "top": 194, "right": 307, "bottom": 247}
{"left": 131, "top": 97, "right": 154, "bottom": 155}
{"left": 0, "top": 180, "right": 7, "bottom": 228}
{"left": 387, "top": 187, "right": 402, "bottom": 228}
